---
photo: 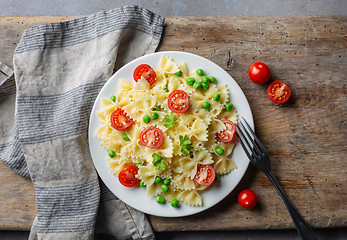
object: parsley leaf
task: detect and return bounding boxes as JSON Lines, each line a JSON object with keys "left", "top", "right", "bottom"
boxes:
{"left": 152, "top": 153, "right": 166, "bottom": 171}
{"left": 179, "top": 135, "right": 193, "bottom": 155}
{"left": 164, "top": 83, "right": 169, "bottom": 92}
{"left": 152, "top": 106, "right": 161, "bottom": 111}
{"left": 163, "top": 112, "right": 178, "bottom": 128}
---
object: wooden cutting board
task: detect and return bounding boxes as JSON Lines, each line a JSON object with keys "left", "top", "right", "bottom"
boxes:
{"left": 0, "top": 15, "right": 346, "bottom": 231}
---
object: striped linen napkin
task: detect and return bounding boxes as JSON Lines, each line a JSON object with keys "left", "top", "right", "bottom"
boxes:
{"left": 0, "top": 5, "right": 164, "bottom": 240}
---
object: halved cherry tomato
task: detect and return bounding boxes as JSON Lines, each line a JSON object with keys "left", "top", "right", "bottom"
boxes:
{"left": 140, "top": 126, "right": 164, "bottom": 149}
{"left": 168, "top": 90, "right": 189, "bottom": 113}
{"left": 133, "top": 64, "right": 156, "bottom": 85}
{"left": 193, "top": 164, "right": 216, "bottom": 186}
{"left": 267, "top": 80, "right": 291, "bottom": 104}
{"left": 216, "top": 120, "right": 236, "bottom": 143}
{"left": 248, "top": 62, "right": 271, "bottom": 84}
{"left": 118, "top": 165, "right": 141, "bottom": 187}
{"left": 238, "top": 189, "right": 257, "bottom": 209}
{"left": 110, "top": 108, "right": 134, "bottom": 131}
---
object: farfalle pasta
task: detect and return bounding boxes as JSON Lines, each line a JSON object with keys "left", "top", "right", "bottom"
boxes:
{"left": 95, "top": 55, "right": 238, "bottom": 206}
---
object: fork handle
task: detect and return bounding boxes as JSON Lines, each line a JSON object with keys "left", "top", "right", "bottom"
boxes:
{"left": 264, "top": 170, "right": 317, "bottom": 240}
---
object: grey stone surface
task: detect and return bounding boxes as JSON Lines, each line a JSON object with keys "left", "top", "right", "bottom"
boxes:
{"left": 0, "top": 0, "right": 346, "bottom": 16}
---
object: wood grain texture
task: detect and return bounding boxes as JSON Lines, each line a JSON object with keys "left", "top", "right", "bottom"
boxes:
{"left": 0, "top": 15, "right": 346, "bottom": 231}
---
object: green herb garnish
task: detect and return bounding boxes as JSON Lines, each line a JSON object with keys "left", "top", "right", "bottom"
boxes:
{"left": 152, "top": 106, "right": 161, "bottom": 111}
{"left": 152, "top": 153, "right": 166, "bottom": 171}
{"left": 164, "top": 83, "right": 169, "bottom": 92}
{"left": 163, "top": 112, "right": 178, "bottom": 128}
{"left": 179, "top": 135, "right": 193, "bottom": 155}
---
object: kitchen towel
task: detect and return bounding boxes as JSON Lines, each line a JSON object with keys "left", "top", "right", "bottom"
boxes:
{"left": 0, "top": 5, "right": 164, "bottom": 240}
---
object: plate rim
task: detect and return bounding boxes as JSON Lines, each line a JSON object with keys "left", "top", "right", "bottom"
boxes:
{"left": 88, "top": 50, "right": 254, "bottom": 217}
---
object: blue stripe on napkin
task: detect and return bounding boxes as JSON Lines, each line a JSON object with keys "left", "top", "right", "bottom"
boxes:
{"left": 16, "top": 82, "right": 105, "bottom": 144}
{"left": 35, "top": 179, "right": 99, "bottom": 233}
{"left": 15, "top": 5, "right": 163, "bottom": 54}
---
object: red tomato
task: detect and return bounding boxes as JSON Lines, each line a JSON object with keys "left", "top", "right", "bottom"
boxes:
{"left": 140, "top": 126, "right": 164, "bottom": 149}
{"left": 238, "top": 189, "right": 257, "bottom": 209}
{"left": 193, "top": 164, "right": 216, "bottom": 186}
{"left": 168, "top": 90, "right": 190, "bottom": 113}
{"left": 267, "top": 80, "right": 291, "bottom": 104}
{"left": 110, "top": 108, "right": 134, "bottom": 131}
{"left": 216, "top": 120, "right": 236, "bottom": 143}
{"left": 248, "top": 62, "right": 271, "bottom": 84}
{"left": 118, "top": 165, "right": 141, "bottom": 187}
{"left": 133, "top": 64, "right": 156, "bottom": 85}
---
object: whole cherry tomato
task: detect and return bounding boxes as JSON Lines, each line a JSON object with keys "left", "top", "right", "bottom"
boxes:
{"left": 238, "top": 189, "right": 257, "bottom": 209}
{"left": 248, "top": 62, "right": 271, "bottom": 84}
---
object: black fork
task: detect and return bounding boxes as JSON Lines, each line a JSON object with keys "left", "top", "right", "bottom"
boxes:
{"left": 236, "top": 117, "right": 317, "bottom": 240}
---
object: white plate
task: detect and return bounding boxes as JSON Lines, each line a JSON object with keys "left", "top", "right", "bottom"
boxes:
{"left": 88, "top": 51, "right": 253, "bottom": 217}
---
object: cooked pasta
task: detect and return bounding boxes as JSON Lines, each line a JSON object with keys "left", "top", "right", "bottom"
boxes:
{"left": 95, "top": 55, "right": 238, "bottom": 206}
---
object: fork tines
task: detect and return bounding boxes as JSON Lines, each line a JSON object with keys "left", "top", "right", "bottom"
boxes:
{"left": 236, "top": 117, "right": 266, "bottom": 161}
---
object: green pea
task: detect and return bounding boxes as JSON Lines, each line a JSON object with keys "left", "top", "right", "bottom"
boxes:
{"left": 225, "top": 103, "right": 234, "bottom": 111}
{"left": 203, "top": 102, "right": 210, "bottom": 110}
{"left": 214, "top": 174, "right": 220, "bottom": 182}
{"left": 213, "top": 93, "right": 221, "bottom": 101}
{"left": 186, "top": 77, "right": 195, "bottom": 86}
{"left": 155, "top": 176, "right": 162, "bottom": 183}
{"left": 110, "top": 95, "right": 116, "bottom": 102}
{"left": 140, "top": 181, "right": 147, "bottom": 187}
{"left": 143, "top": 115, "right": 151, "bottom": 123}
{"left": 171, "top": 199, "right": 179, "bottom": 208}
{"left": 201, "top": 76, "right": 209, "bottom": 84}
{"left": 193, "top": 81, "right": 202, "bottom": 89}
{"left": 216, "top": 147, "right": 224, "bottom": 155}
{"left": 156, "top": 195, "right": 165, "bottom": 204}
{"left": 123, "top": 133, "right": 130, "bottom": 141}
{"left": 136, "top": 163, "right": 143, "bottom": 167}
{"left": 163, "top": 179, "right": 171, "bottom": 185}
{"left": 196, "top": 69, "right": 203, "bottom": 76}
{"left": 175, "top": 70, "right": 183, "bottom": 77}
{"left": 161, "top": 184, "right": 169, "bottom": 193}
{"left": 151, "top": 112, "right": 159, "bottom": 120}
{"left": 108, "top": 150, "right": 115, "bottom": 158}
{"left": 209, "top": 76, "right": 216, "bottom": 83}
{"left": 201, "top": 82, "right": 209, "bottom": 91}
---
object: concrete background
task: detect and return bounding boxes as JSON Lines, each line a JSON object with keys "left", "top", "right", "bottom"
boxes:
{"left": 0, "top": 0, "right": 346, "bottom": 239}
{"left": 0, "top": 0, "right": 346, "bottom": 16}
